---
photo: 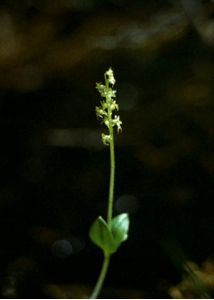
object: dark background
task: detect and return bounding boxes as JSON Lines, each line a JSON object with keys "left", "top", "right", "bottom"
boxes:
{"left": 0, "top": 0, "right": 213, "bottom": 298}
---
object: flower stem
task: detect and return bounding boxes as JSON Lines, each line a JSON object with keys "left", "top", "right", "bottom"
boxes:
{"left": 90, "top": 68, "right": 118, "bottom": 299}
{"left": 90, "top": 103, "right": 116, "bottom": 300}
{"left": 105, "top": 71, "right": 116, "bottom": 224}
{"left": 89, "top": 128, "right": 115, "bottom": 299}
{"left": 89, "top": 255, "right": 110, "bottom": 299}
{"left": 107, "top": 125, "right": 115, "bottom": 224}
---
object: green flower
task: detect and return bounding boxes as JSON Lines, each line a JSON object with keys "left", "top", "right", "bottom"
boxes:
{"left": 95, "top": 68, "right": 122, "bottom": 145}
{"left": 105, "top": 68, "right": 116, "bottom": 85}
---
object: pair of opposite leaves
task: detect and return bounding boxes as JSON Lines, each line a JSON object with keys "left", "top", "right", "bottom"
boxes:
{"left": 89, "top": 213, "right": 129, "bottom": 256}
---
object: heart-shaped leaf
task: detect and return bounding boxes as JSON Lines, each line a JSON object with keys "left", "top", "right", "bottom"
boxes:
{"left": 89, "top": 216, "right": 117, "bottom": 255}
{"left": 110, "top": 213, "right": 130, "bottom": 245}
{"left": 89, "top": 214, "right": 130, "bottom": 255}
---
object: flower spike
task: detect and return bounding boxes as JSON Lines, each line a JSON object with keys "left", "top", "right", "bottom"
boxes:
{"left": 96, "top": 68, "right": 122, "bottom": 145}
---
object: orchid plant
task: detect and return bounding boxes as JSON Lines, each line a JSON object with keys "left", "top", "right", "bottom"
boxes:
{"left": 89, "top": 68, "right": 130, "bottom": 299}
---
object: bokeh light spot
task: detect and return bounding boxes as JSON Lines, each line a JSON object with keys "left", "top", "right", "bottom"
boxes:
{"left": 51, "top": 239, "right": 73, "bottom": 258}
{"left": 115, "top": 194, "right": 139, "bottom": 214}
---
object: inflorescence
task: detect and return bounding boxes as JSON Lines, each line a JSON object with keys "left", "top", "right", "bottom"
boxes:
{"left": 95, "top": 68, "right": 122, "bottom": 145}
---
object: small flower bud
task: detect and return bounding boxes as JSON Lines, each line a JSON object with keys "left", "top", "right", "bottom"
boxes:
{"left": 105, "top": 68, "right": 116, "bottom": 85}
{"left": 110, "top": 101, "right": 119, "bottom": 111}
{"left": 96, "top": 106, "right": 107, "bottom": 119}
{"left": 113, "top": 115, "right": 122, "bottom": 133}
{"left": 104, "top": 118, "right": 110, "bottom": 128}
{"left": 101, "top": 134, "right": 112, "bottom": 145}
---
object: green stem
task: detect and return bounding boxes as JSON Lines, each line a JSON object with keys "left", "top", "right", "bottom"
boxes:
{"left": 89, "top": 127, "right": 115, "bottom": 299}
{"left": 107, "top": 124, "right": 115, "bottom": 224}
{"left": 90, "top": 73, "right": 116, "bottom": 299}
{"left": 105, "top": 75, "right": 115, "bottom": 224}
{"left": 89, "top": 255, "right": 110, "bottom": 299}
{"left": 90, "top": 127, "right": 115, "bottom": 298}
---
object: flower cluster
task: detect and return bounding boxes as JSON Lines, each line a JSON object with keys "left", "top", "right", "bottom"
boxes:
{"left": 96, "top": 68, "right": 122, "bottom": 145}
